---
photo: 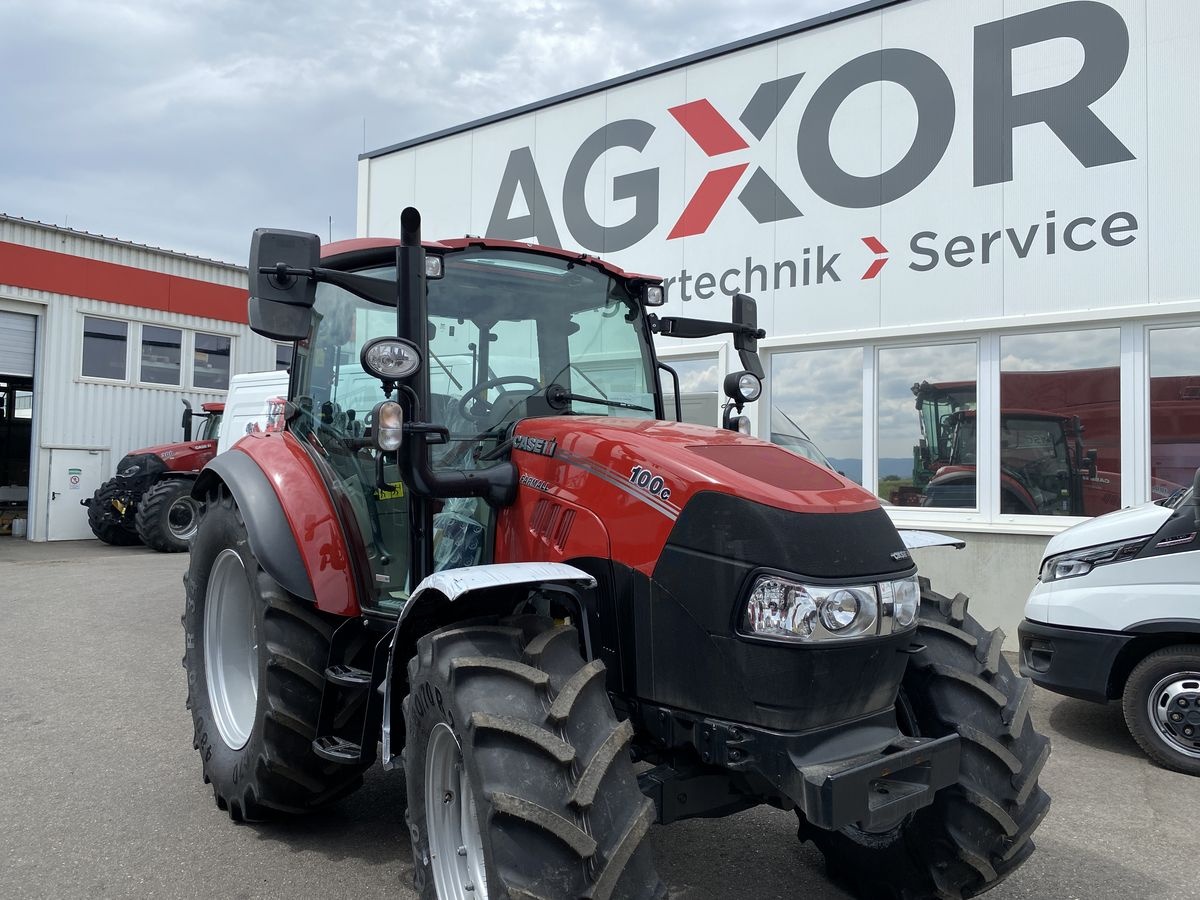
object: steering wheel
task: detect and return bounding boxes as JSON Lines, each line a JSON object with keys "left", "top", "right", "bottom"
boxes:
{"left": 457, "top": 375, "right": 541, "bottom": 421}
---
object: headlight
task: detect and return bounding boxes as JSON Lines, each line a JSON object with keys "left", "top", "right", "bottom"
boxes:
{"left": 742, "top": 573, "right": 918, "bottom": 642}
{"left": 723, "top": 370, "right": 762, "bottom": 404}
{"left": 1039, "top": 537, "right": 1149, "bottom": 582}
{"left": 360, "top": 337, "right": 422, "bottom": 382}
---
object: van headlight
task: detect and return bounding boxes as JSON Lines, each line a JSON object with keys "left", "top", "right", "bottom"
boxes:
{"left": 1039, "top": 537, "right": 1150, "bottom": 582}
{"left": 742, "top": 573, "right": 919, "bottom": 642}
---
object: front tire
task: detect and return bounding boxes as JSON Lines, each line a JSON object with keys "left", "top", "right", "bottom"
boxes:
{"left": 182, "top": 486, "right": 366, "bottom": 820}
{"left": 86, "top": 478, "right": 141, "bottom": 546}
{"left": 803, "top": 580, "right": 1051, "bottom": 899}
{"left": 137, "top": 478, "right": 200, "bottom": 552}
{"left": 1122, "top": 646, "right": 1200, "bottom": 776}
{"left": 403, "top": 616, "right": 664, "bottom": 900}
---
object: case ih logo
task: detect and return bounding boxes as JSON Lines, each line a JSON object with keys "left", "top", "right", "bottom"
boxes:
{"left": 487, "top": 0, "right": 1135, "bottom": 276}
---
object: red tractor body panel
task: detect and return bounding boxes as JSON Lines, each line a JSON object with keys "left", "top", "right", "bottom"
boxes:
{"left": 494, "top": 417, "right": 877, "bottom": 578}
{"left": 228, "top": 430, "right": 360, "bottom": 617}
{"left": 123, "top": 402, "right": 226, "bottom": 474}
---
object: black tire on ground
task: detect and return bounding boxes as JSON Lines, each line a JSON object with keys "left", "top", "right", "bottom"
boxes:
{"left": 86, "top": 478, "right": 142, "bottom": 546}
{"left": 403, "top": 616, "right": 665, "bottom": 900}
{"left": 801, "top": 579, "right": 1051, "bottom": 899}
{"left": 182, "top": 486, "right": 367, "bottom": 821}
{"left": 1122, "top": 645, "right": 1200, "bottom": 777}
{"left": 136, "top": 478, "right": 200, "bottom": 552}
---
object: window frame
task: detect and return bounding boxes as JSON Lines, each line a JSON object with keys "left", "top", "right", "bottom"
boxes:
{"left": 80, "top": 315, "right": 131, "bottom": 383}
{"left": 78, "top": 314, "right": 237, "bottom": 392}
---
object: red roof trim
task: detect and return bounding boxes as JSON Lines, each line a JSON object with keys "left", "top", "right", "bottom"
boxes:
{"left": 0, "top": 240, "right": 248, "bottom": 324}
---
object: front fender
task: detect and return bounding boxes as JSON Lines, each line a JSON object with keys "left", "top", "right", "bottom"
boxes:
{"left": 381, "top": 562, "right": 596, "bottom": 768}
{"left": 193, "top": 432, "right": 359, "bottom": 616}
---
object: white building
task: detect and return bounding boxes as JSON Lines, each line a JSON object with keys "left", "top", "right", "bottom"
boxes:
{"left": 354, "top": 0, "right": 1200, "bottom": 641}
{"left": 0, "top": 215, "right": 285, "bottom": 542}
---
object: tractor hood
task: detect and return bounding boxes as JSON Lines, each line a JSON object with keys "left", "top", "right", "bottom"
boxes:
{"left": 504, "top": 416, "right": 897, "bottom": 579}
{"left": 512, "top": 416, "right": 877, "bottom": 517}
{"left": 117, "top": 439, "right": 218, "bottom": 477}
{"left": 1041, "top": 501, "right": 1173, "bottom": 560}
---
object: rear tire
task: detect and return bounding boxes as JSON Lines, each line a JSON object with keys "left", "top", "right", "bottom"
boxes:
{"left": 137, "top": 478, "right": 200, "bottom": 552}
{"left": 403, "top": 616, "right": 664, "bottom": 900}
{"left": 802, "top": 580, "right": 1051, "bottom": 899}
{"left": 86, "top": 478, "right": 141, "bottom": 546}
{"left": 1122, "top": 646, "right": 1200, "bottom": 776}
{"left": 182, "top": 486, "right": 366, "bottom": 820}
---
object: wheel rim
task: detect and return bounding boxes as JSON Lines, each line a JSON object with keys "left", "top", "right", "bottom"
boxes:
{"left": 204, "top": 549, "right": 259, "bottom": 750}
{"left": 1147, "top": 671, "right": 1200, "bottom": 759}
{"left": 168, "top": 495, "right": 201, "bottom": 541}
{"left": 426, "top": 723, "right": 488, "bottom": 899}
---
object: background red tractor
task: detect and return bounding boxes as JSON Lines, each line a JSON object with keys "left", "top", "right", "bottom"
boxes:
{"left": 84, "top": 400, "right": 222, "bottom": 551}
{"left": 183, "top": 210, "right": 1049, "bottom": 900}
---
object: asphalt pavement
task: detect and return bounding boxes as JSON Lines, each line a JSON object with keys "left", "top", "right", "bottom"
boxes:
{"left": 2, "top": 537, "right": 1197, "bottom": 899}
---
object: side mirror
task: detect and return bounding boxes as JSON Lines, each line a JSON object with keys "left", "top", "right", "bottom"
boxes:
{"left": 732, "top": 294, "right": 765, "bottom": 380}
{"left": 1084, "top": 448, "right": 1099, "bottom": 478}
{"left": 248, "top": 229, "right": 321, "bottom": 341}
{"left": 181, "top": 399, "right": 194, "bottom": 441}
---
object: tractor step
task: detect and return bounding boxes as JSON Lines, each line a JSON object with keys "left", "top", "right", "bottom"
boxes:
{"left": 325, "top": 664, "right": 372, "bottom": 688}
{"left": 312, "top": 735, "right": 363, "bottom": 764}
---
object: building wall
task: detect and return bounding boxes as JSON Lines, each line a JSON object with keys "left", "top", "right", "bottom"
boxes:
{"left": 0, "top": 217, "right": 275, "bottom": 541}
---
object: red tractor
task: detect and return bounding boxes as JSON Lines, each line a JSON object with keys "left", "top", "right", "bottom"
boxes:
{"left": 85, "top": 400, "right": 222, "bottom": 551}
{"left": 183, "top": 210, "right": 1049, "bottom": 900}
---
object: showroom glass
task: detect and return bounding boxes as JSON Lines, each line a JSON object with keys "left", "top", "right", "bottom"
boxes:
{"left": 139, "top": 325, "right": 182, "bottom": 385}
{"left": 662, "top": 355, "right": 720, "bottom": 425}
{"left": 1149, "top": 326, "right": 1200, "bottom": 497}
{"left": 999, "top": 330, "right": 1120, "bottom": 516}
{"left": 194, "top": 333, "right": 232, "bottom": 390}
{"left": 770, "top": 348, "right": 862, "bottom": 481}
{"left": 81, "top": 316, "right": 128, "bottom": 380}
{"left": 877, "top": 343, "right": 976, "bottom": 507}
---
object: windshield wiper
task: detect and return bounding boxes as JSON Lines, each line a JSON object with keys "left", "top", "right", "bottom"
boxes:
{"left": 545, "top": 384, "right": 651, "bottom": 413}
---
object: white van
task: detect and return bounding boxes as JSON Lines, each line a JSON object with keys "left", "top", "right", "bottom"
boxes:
{"left": 216, "top": 370, "right": 290, "bottom": 456}
{"left": 1019, "top": 469, "right": 1200, "bottom": 775}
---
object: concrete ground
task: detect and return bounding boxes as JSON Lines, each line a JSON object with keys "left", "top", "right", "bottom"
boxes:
{"left": 2, "top": 537, "right": 1197, "bottom": 899}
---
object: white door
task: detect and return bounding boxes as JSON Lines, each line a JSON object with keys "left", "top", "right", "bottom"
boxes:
{"left": 47, "top": 448, "right": 108, "bottom": 541}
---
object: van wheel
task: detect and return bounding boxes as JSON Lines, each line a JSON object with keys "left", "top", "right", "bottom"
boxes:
{"left": 1122, "top": 646, "right": 1200, "bottom": 776}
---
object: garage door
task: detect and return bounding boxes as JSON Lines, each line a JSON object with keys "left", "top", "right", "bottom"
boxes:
{"left": 0, "top": 311, "right": 36, "bottom": 377}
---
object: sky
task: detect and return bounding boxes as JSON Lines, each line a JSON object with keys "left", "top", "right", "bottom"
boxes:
{"left": 0, "top": 0, "right": 843, "bottom": 266}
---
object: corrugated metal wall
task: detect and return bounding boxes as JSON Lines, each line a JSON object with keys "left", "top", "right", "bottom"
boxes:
{"left": 0, "top": 216, "right": 283, "bottom": 540}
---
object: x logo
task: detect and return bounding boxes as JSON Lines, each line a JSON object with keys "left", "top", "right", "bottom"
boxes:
{"left": 667, "top": 74, "right": 805, "bottom": 239}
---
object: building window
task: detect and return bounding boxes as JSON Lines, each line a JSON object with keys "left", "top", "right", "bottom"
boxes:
{"left": 194, "top": 333, "right": 232, "bottom": 390}
{"left": 275, "top": 343, "right": 293, "bottom": 372}
{"left": 771, "top": 347, "right": 862, "bottom": 482}
{"left": 139, "top": 325, "right": 183, "bottom": 385}
{"left": 1149, "top": 325, "right": 1200, "bottom": 497}
{"left": 999, "top": 329, "right": 1121, "bottom": 516}
{"left": 878, "top": 342, "right": 977, "bottom": 508}
{"left": 662, "top": 355, "right": 721, "bottom": 426}
{"left": 81, "top": 316, "right": 128, "bottom": 380}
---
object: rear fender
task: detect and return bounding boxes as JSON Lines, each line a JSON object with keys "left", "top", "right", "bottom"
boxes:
{"left": 192, "top": 432, "right": 359, "bottom": 616}
{"left": 380, "top": 562, "right": 596, "bottom": 768}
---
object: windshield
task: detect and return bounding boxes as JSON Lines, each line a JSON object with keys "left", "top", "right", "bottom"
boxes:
{"left": 426, "top": 249, "right": 657, "bottom": 451}
{"left": 198, "top": 412, "right": 221, "bottom": 441}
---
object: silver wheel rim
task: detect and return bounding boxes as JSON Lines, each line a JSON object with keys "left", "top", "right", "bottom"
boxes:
{"left": 168, "top": 495, "right": 201, "bottom": 542}
{"left": 204, "top": 549, "right": 259, "bottom": 750}
{"left": 426, "top": 723, "right": 488, "bottom": 899}
{"left": 1147, "top": 671, "right": 1200, "bottom": 759}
